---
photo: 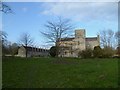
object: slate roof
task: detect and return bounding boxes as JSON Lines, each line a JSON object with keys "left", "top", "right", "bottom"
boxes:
{"left": 60, "top": 37, "right": 98, "bottom": 42}
{"left": 60, "top": 38, "right": 74, "bottom": 41}
{"left": 85, "top": 37, "right": 98, "bottom": 41}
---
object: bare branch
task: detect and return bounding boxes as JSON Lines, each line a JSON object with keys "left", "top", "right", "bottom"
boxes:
{"left": 0, "top": 30, "right": 8, "bottom": 45}
{"left": 0, "top": 2, "right": 13, "bottom": 13}
{"left": 99, "top": 29, "right": 116, "bottom": 48}
{"left": 40, "top": 17, "right": 74, "bottom": 57}
{"left": 41, "top": 17, "right": 73, "bottom": 44}
{"left": 19, "top": 33, "right": 34, "bottom": 47}
{"left": 19, "top": 33, "right": 34, "bottom": 58}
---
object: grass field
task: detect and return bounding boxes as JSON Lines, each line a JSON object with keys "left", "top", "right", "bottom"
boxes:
{"left": 2, "top": 57, "right": 118, "bottom": 88}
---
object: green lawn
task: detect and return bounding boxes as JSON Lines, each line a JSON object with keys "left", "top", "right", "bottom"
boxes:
{"left": 2, "top": 57, "right": 118, "bottom": 88}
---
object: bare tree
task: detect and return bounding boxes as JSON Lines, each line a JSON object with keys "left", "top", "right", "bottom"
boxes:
{"left": 115, "top": 31, "right": 120, "bottom": 47}
{"left": 99, "top": 29, "right": 115, "bottom": 48}
{"left": 0, "top": 1, "right": 12, "bottom": 13}
{"left": 41, "top": 17, "right": 73, "bottom": 57}
{"left": 19, "top": 33, "right": 34, "bottom": 57}
{"left": 107, "top": 29, "right": 114, "bottom": 47}
{"left": 0, "top": 31, "right": 8, "bottom": 56}
{"left": 0, "top": 31, "right": 7, "bottom": 45}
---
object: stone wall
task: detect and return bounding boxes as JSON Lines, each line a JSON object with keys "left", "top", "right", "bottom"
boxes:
{"left": 59, "top": 29, "right": 100, "bottom": 57}
{"left": 86, "top": 40, "right": 100, "bottom": 50}
{"left": 17, "top": 46, "right": 26, "bottom": 57}
{"left": 17, "top": 46, "right": 49, "bottom": 57}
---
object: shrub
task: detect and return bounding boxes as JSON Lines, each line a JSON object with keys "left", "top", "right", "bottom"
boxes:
{"left": 93, "top": 46, "right": 102, "bottom": 58}
{"left": 78, "top": 49, "right": 92, "bottom": 58}
{"left": 49, "top": 46, "right": 57, "bottom": 57}
{"left": 116, "top": 46, "right": 120, "bottom": 56}
{"left": 101, "top": 46, "right": 115, "bottom": 58}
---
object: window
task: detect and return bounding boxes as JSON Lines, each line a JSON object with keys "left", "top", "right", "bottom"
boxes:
{"left": 64, "top": 51, "right": 67, "bottom": 55}
{"left": 77, "top": 36, "right": 80, "bottom": 38}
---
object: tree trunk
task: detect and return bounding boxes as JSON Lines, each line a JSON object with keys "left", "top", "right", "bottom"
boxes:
{"left": 26, "top": 49, "right": 27, "bottom": 58}
{"left": 25, "top": 45, "right": 27, "bottom": 58}
{"left": 55, "top": 41, "right": 59, "bottom": 57}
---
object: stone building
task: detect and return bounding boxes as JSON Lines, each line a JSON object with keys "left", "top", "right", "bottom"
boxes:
{"left": 58, "top": 29, "right": 100, "bottom": 57}
{"left": 17, "top": 46, "right": 49, "bottom": 57}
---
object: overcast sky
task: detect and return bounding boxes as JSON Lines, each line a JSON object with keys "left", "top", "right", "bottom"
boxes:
{"left": 1, "top": 1, "right": 118, "bottom": 48}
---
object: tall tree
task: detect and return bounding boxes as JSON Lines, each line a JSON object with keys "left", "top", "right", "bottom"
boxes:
{"left": 19, "top": 33, "right": 34, "bottom": 57}
{"left": 41, "top": 17, "right": 73, "bottom": 57}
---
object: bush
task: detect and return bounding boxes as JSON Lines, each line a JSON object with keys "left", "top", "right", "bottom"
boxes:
{"left": 101, "top": 46, "right": 115, "bottom": 58}
{"left": 116, "top": 46, "right": 120, "bottom": 56}
{"left": 78, "top": 49, "right": 92, "bottom": 58}
{"left": 49, "top": 46, "right": 57, "bottom": 57}
{"left": 93, "top": 46, "right": 102, "bottom": 58}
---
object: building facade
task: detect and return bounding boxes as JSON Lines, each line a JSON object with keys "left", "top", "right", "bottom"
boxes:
{"left": 17, "top": 46, "right": 49, "bottom": 57}
{"left": 58, "top": 29, "right": 100, "bottom": 57}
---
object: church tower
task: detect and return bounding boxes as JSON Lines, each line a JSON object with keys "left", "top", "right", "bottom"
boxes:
{"left": 75, "top": 29, "right": 85, "bottom": 38}
{"left": 74, "top": 29, "right": 86, "bottom": 51}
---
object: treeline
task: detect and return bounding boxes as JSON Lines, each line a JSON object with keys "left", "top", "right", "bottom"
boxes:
{"left": 78, "top": 46, "right": 119, "bottom": 58}
{"left": 0, "top": 31, "right": 19, "bottom": 56}
{"left": 0, "top": 31, "right": 34, "bottom": 57}
{"left": 2, "top": 42, "right": 19, "bottom": 56}
{"left": 50, "top": 46, "right": 120, "bottom": 58}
